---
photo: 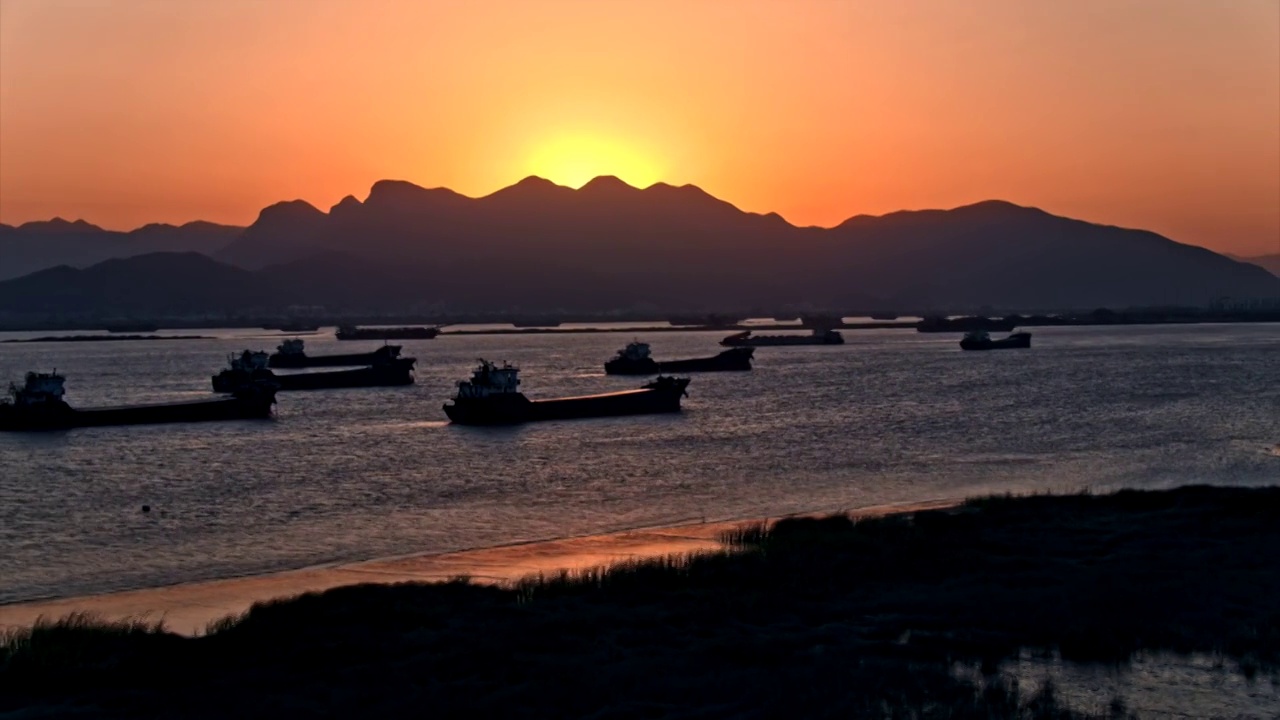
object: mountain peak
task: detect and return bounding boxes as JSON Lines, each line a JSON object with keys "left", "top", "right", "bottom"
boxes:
{"left": 578, "top": 175, "right": 637, "bottom": 194}
{"left": 482, "top": 175, "right": 575, "bottom": 202}
{"left": 330, "top": 195, "right": 363, "bottom": 214}
{"left": 366, "top": 179, "right": 466, "bottom": 207}
{"left": 253, "top": 199, "right": 325, "bottom": 225}
{"left": 950, "top": 199, "right": 1046, "bottom": 217}
{"left": 16, "top": 217, "right": 104, "bottom": 234}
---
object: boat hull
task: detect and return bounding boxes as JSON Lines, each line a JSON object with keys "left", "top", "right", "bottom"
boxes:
{"left": 444, "top": 384, "right": 688, "bottom": 425}
{"left": 213, "top": 359, "right": 415, "bottom": 392}
{"left": 268, "top": 347, "right": 400, "bottom": 369}
{"left": 721, "top": 334, "right": 843, "bottom": 347}
{"left": 0, "top": 394, "right": 275, "bottom": 431}
{"left": 336, "top": 327, "right": 439, "bottom": 341}
{"left": 960, "top": 333, "right": 1032, "bottom": 351}
{"left": 604, "top": 348, "right": 754, "bottom": 375}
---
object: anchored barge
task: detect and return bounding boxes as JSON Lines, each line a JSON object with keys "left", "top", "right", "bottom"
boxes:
{"left": 268, "top": 339, "right": 404, "bottom": 369}
{"left": 1, "top": 371, "right": 275, "bottom": 431}
{"left": 604, "top": 342, "right": 754, "bottom": 375}
{"left": 720, "top": 329, "right": 844, "bottom": 347}
{"left": 214, "top": 350, "right": 415, "bottom": 392}
{"left": 444, "top": 360, "right": 690, "bottom": 425}
{"left": 336, "top": 325, "right": 440, "bottom": 341}
{"left": 959, "top": 330, "right": 1032, "bottom": 351}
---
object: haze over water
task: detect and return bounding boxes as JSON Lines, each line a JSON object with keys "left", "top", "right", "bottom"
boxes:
{"left": 0, "top": 324, "right": 1276, "bottom": 604}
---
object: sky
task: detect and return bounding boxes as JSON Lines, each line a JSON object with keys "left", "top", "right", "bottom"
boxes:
{"left": 1, "top": 0, "right": 1278, "bottom": 256}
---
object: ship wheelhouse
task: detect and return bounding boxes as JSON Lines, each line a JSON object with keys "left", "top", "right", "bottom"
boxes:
{"left": 7, "top": 371, "right": 67, "bottom": 407}
{"left": 455, "top": 360, "right": 522, "bottom": 399}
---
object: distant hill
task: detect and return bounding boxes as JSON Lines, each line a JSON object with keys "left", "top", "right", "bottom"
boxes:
{"left": 0, "top": 219, "right": 243, "bottom": 281}
{"left": 1228, "top": 254, "right": 1280, "bottom": 278}
{"left": 2, "top": 179, "right": 1275, "bottom": 315}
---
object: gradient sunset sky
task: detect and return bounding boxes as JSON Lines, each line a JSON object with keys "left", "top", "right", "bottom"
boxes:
{"left": 1, "top": 0, "right": 1277, "bottom": 255}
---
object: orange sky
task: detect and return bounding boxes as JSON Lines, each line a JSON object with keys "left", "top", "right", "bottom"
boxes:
{"left": 1, "top": 0, "right": 1278, "bottom": 255}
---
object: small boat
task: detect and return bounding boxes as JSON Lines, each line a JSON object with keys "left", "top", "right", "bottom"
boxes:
{"left": 959, "top": 330, "right": 1032, "bottom": 351}
{"left": 1, "top": 371, "right": 275, "bottom": 431}
{"left": 213, "top": 350, "right": 416, "bottom": 392}
{"left": 336, "top": 325, "right": 440, "bottom": 341}
{"left": 267, "top": 339, "right": 404, "bottom": 369}
{"left": 720, "top": 329, "right": 844, "bottom": 347}
{"left": 870, "top": 313, "right": 899, "bottom": 321}
{"left": 604, "top": 342, "right": 754, "bottom": 375}
{"left": 443, "top": 360, "right": 690, "bottom": 425}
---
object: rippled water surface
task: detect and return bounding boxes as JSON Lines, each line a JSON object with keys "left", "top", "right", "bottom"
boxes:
{"left": 1, "top": 324, "right": 1276, "bottom": 603}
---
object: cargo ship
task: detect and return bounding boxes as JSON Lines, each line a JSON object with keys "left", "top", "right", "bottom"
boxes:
{"left": 213, "top": 350, "right": 415, "bottom": 392}
{"left": 720, "top": 329, "right": 844, "bottom": 346}
{"left": 443, "top": 360, "right": 690, "bottom": 425}
{"left": 336, "top": 325, "right": 440, "bottom": 341}
{"left": 959, "top": 330, "right": 1032, "bottom": 351}
{"left": 1, "top": 371, "right": 275, "bottom": 431}
{"left": 604, "top": 342, "right": 754, "bottom": 375}
{"left": 268, "top": 339, "right": 404, "bottom": 369}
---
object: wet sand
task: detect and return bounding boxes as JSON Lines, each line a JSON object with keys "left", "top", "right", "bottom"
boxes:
{"left": 0, "top": 499, "right": 957, "bottom": 636}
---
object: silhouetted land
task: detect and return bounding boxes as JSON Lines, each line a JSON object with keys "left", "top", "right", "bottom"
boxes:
{"left": 2, "top": 180, "right": 1276, "bottom": 316}
{"left": 2, "top": 306, "right": 1278, "bottom": 334}
{"left": 2, "top": 485, "right": 1275, "bottom": 718}
{"left": 0, "top": 334, "right": 212, "bottom": 344}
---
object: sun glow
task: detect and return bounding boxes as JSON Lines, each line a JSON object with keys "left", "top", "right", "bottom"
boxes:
{"left": 524, "top": 134, "right": 664, "bottom": 189}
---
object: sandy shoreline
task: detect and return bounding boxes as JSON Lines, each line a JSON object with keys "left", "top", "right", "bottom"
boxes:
{"left": 0, "top": 499, "right": 958, "bottom": 636}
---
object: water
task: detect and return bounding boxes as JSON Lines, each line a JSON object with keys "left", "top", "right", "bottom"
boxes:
{"left": 0, "top": 324, "right": 1276, "bottom": 604}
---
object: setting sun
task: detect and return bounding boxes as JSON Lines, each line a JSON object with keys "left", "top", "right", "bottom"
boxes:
{"left": 523, "top": 134, "right": 664, "bottom": 190}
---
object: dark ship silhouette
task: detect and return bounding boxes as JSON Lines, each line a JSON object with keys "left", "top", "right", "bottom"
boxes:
{"left": 336, "top": 325, "right": 440, "bottom": 341}
{"left": 1, "top": 371, "right": 275, "bottom": 431}
{"left": 268, "top": 339, "right": 404, "bottom": 368}
{"left": 604, "top": 342, "right": 754, "bottom": 375}
{"left": 720, "top": 329, "right": 844, "bottom": 346}
{"left": 443, "top": 360, "right": 690, "bottom": 425}
{"left": 213, "top": 350, "right": 415, "bottom": 392}
{"left": 959, "top": 330, "right": 1032, "bottom": 351}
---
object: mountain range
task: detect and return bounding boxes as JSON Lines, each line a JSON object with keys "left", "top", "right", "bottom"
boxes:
{"left": 0, "top": 219, "right": 241, "bottom": 281}
{"left": 1, "top": 177, "right": 1275, "bottom": 318}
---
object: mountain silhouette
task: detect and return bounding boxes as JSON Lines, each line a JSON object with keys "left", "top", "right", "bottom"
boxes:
{"left": 1228, "top": 254, "right": 1280, "bottom": 278}
{"left": 0, "top": 218, "right": 241, "bottom": 281}
{"left": 2, "top": 178, "right": 1275, "bottom": 316}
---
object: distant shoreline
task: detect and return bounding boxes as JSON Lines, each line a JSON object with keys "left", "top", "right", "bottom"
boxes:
{"left": 0, "top": 334, "right": 214, "bottom": 344}
{"left": 2, "top": 312, "right": 1278, "bottom": 337}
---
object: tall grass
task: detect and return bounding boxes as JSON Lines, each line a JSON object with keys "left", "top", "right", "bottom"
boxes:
{"left": 2, "top": 485, "right": 1274, "bottom": 719}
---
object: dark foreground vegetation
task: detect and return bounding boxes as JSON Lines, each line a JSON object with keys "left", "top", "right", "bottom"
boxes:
{"left": 3, "top": 485, "right": 1277, "bottom": 718}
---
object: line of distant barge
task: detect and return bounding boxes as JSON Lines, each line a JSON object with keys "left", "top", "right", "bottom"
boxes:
{"left": 6, "top": 310, "right": 1280, "bottom": 344}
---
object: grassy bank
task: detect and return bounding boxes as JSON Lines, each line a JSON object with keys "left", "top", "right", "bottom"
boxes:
{"left": 2, "top": 485, "right": 1277, "bottom": 718}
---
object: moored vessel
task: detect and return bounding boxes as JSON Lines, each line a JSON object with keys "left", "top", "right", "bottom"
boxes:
{"left": 213, "top": 350, "right": 416, "bottom": 392}
{"left": 720, "top": 329, "right": 844, "bottom": 347}
{"left": 959, "top": 330, "right": 1032, "bottom": 351}
{"left": 604, "top": 342, "right": 754, "bottom": 375}
{"left": 1, "top": 371, "right": 275, "bottom": 431}
{"left": 336, "top": 325, "right": 440, "bottom": 341}
{"left": 268, "top": 339, "right": 404, "bottom": 368}
{"left": 443, "top": 360, "right": 690, "bottom": 425}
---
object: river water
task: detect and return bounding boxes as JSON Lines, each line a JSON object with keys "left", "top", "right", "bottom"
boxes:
{"left": 0, "top": 323, "right": 1276, "bottom": 604}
